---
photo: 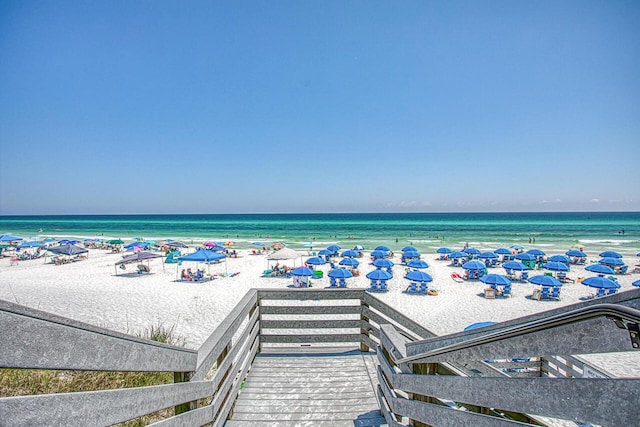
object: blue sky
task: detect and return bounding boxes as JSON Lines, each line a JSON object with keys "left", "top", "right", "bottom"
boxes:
{"left": 1, "top": 0, "right": 638, "bottom": 214}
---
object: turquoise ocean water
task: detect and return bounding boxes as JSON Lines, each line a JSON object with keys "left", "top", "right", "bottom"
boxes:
{"left": 1, "top": 212, "right": 639, "bottom": 257}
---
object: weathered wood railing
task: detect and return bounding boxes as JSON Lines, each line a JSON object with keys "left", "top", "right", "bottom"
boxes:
{"left": 376, "top": 288, "right": 640, "bottom": 427}
{"left": 0, "top": 288, "right": 430, "bottom": 426}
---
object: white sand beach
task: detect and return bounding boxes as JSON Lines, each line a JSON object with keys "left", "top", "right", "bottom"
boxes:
{"left": 1, "top": 247, "right": 639, "bottom": 376}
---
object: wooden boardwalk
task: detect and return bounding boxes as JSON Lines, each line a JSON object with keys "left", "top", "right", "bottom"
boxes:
{"left": 225, "top": 349, "right": 387, "bottom": 427}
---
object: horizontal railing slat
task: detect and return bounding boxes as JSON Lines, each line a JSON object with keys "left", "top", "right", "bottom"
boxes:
{"left": 0, "top": 302, "right": 196, "bottom": 372}
{"left": 259, "top": 305, "right": 361, "bottom": 315}
{"left": 0, "top": 381, "right": 214, "bottom": 427}
{"left": 260, "top": 319, "right": 363, "bottom": 329}
{"left": 260, "top": 333, "right": 364, "bottom": 344}
{"left": 148, "top": 405, "right": 213, "bottom": 427}
{"left": 257, "top": 288, "right": 365, "bottom": 300}
{"left": 363, "top": 293, "right": 435, "bottom": 340}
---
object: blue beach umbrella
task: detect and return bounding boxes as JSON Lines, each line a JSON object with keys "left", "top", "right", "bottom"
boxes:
{"left": 291, "top": 267, "right": 314, "bottom": 277}
{"left": 402, "top": 250, "right": 421, "bottom": 258}
{"left": 375, "top": 245, "right": 390, "bottom": 252}
{"left": 526, "top": 248, "right": 546, "bottom": 256}
{"left": 637, "top": 252, "right": 640, "bottom": 257}
{"left": 402, "top": 246, "right": 418, "bottom": 253}
{"left": 328, "top": 268, "right": 353, "bottom": 279}
{"left": 502, "top": 261, "right": 530, "bottom": 271}
{"left": 515, "top": 253, "right": 536, "bottom": 261}
{"left": 566, "top": 249, "right": 587, "bottom": 258}
{"left": 479, "top": 274, "right": 511, "bottom": 286}
{"left": 17, "top": 241, "right": 46, "bottom": 249}
{"left": 0, "top": 234, "right": 23, "bottom": 242}
{"left": 478, "top": 252, "right": 498, "bottom": 259}
{"left": 585, "top": 264, "right": 615, "bottom": 275}
{"left": 462, "top": 260, "right": 486, "bottom": 270}
{"left": 58, "top": 239, "right": 80, "bottom": 245}
{"left": 407, "top": 259, "right": 429, "bottom": 269}
{"left": 370, "top": 250, "right": 388, "bottom": 258}
{"left": 405, "top": 270, "right": 433, "bottom": 282}
{"left": 252, "top": 241, "right": 264, "bottom": 246}
{"left": 548, "top": 255, "right": 570, "bottom": 263}
{"left": 339, "top": 258, "right": 360, "bottom": 267}
{"left": 373, "top": 258, "right": 394, "bottom": 268}
{"left": 528, "top": 275, "right": 562, "bottom": 287}
{"left": 510, "top": 245, "right": 524, "bottom": 250}
{"left": 449, "top": 251, "right": 468, "bottom": 259}
{"left": 305, "top": 256, "right": 326, "bottom": 266}
{"left": 342, "top": 249, "right": 360, "bottom": 258}
{"left": 318, "top": 249, "right": 333, "bottom": 256}
{"left": 599, "top": 257, "right": 625, "bottom": 266}
{"left": 581, "top": 276, "right": 621, "bottom": 290}
{"left": 436, "top": 247, "right": 453, "bottom": 254}
{"left": 463, "top": 247, "right": 481, "bottom": 255}
{"left": 366, "top": 269, "right": 392, "bottom": 280}
{"left": 353, "top": 245, "right": 365, "bottom": 250}
{"left": 599, "top": 251, "right": 622, "bottom": 259}
{"left": 327, "top": 245, "right": 341, "bottom": 252}
{"left": 494, "top": 248, "right": 512, "bottom": 255}
{"left": 543, "top": 261, "right": 570, "bottom": 272}
{"left": 633, "top": 279, "right": 640, "bottom": 287}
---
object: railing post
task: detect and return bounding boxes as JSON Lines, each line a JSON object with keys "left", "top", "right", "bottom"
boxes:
{"left": 360, "top": 298, "right": 371, "bottom": 352}
{"left": 409, "top": 362, "right": 437, "bottom": 427}
{"left": 173, "top": 371, "right": 195, "bottom": 414}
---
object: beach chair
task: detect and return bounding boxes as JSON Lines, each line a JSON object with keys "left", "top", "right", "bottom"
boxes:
{"left": 406, "top": 282, "right": 417, "bottom": 293}
{"left": 484, "top": 288, "right": 496, "bottom": 299}
{"left": 368, "top": 280, "right": 379, "bottom": 292}
{"left": 607, "top": 288, "right": 617, "bottom": 296}
{"left": 137, "top": 264, "right": 151, "bottom": 274}
{"left": 520, "top": 271, "right": 529, "bottom": 281}
{"left": 540, "top": 287, "right": 550, "bottom": 300}
{"left": 551, "top": 287, "right": 561, "bottom": 300}
{"left": 618, "top": 266, "right": 628, "bottom": 274}
{"left": 329, "top": 277, "right": 337, "bottom": 288}
{"left": 595, "top": 288, "right": 606, "bottom": 298}
{"left": 338, "top": 278, "right": 347, "bottom": 288}
{"left": 502, "top": 285, "right": 511, "bottom": 297}
{"left": 379, "top": 280, "right": 388, "bottom": 292}
{"left": 419, "top": 282, "right": 427, "bottom": 294}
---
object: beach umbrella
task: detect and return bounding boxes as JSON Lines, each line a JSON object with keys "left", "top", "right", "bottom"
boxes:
{"left": 510, "top": 245, "right": 524, "bottom": 250}
{"left": 479, "top": 274, "right": 511, "bottom": 286}
{"left": 106, "top": 239, "right": 124, "bottom": 245}
{"left": 462, "top": 260, "right": 486, "bottom": 270}
{"left": 342, "top": 249, "right": 360, "bottom": 258}
{"left": 375, "top": 245, "right": 390, "bottom": 252}
{"left": 463, "top": 247, "right": 480, "bottom": 255}
{"left": 633, "top": 279, "right": 640, "bottom": 287}
{"left": 353, "top": 245, "right": 365, "bottom": 250}
{"left": 449, "top": 251, "right": 467, "bottom": 259}
{"left": 407, "top": 259, "right": 429, "bottom": 269}
{"left": 637, "top": 252, "right": 640, "bottom": 257}
{"left": 464, "top": 321, "right": 496, "bottom": 331}
{"left": 599, "top": 251, "right": 622, "bottom": 259}
{"left": 327, "top": 244, "right": 341, "bottom": 252}
{"left": 528, "top": 275, "right": 562, "bottom": 287}
{"left": 126, "top": 241, "right": 149, "bottom": 249}
{"left": 548, "top": 255, "right": 570, "bottom": 263}
{"left": 366, "top": 269, "right": 392, "bottom": 280}
{"left": 339, "top": 257, "right": 359, "bottom": 267}
{"left": 543, "top": 261, "right": 570, "bottom": 272}
{"left": 405, "top": 270, "right": 433, "bottom": 282}
{"left": 502, "top": 261, "right": 529, "bottom": 271}
{"left": 370, "top": 250, "right": 388, "bottom": 258}
{"left": 585, "top": 264, "right": 615, "bottom": 275}
{"left": 581, "top": 276, "right": 620, "bottom": 290}
{"left": 267, "top": 247, "right": 301, "bottom": 260}
{"left": 318, "top": 249, "right": 333, "bottom": 256}
{"left": 179, "top": 249, "right": 226, "bottom": 263}
{"left": 328, "top": 268, "right": 353, "bottom": 279}
{"left": 494, "top": 248, "right": 512, "bottom": 255}
{"left": 478, "top": 252, "right": 498, "bottom": 259}
{"left": 373, "top": 258, "right": 394, "bottom": 268}
{"left": 58, "top": 239, "right": 80, "bottom": 245}
{"left": 272, "top": 241, "right": 287, "bottom": 249}
{"left": 305, "top": 256, "right": 326, "bottom": 266}
{"left": 436, "top": 247, "right": 453, "bottom": 254}
{"left": 48, "top": 244, "right": 88, "bottom": 256}
{"left": 0, "top": 234, "right": 23, "bottom": 242}
{"left": 251, "top": 241, "right": 264, "bottom": 246}
{"left": 291, "top": 267, "right": 314, "bottom": 277}
{"left": 17, "top": 241, "right": 46, "bottom": 249}
{"left": 599, "top": 257, "right": 625, "bottom": 266}
{"left": 566, "top": 249, "right": 587, "bottom": 258}
{"left": 515, "top": 253, "right": 536, "bottom": 261}
{"left": 402, "top": 250, "right": 421, "bottom": 258}
{"left": 526, "top": 248, "right": 546, "bottom": 256}
{"left": 402, "top": 246, "right": 418, "bottom": 253}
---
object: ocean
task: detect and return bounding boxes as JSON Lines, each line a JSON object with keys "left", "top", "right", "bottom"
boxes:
{"left": 0, "top": 212, "right": 639, "bottom": 256}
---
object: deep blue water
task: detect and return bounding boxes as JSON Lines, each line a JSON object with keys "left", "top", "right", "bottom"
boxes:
{"left": 1, "top": 212, "right": 638, "bottom": 255}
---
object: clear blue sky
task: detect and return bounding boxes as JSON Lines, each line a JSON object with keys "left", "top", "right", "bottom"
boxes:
{"left": 1, "top": 0, "right": 638, "bottom": 214}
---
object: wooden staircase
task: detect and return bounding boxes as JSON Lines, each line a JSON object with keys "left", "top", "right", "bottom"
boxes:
{"left": 225, "top": 349, "right": 387, "bottom": 427}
